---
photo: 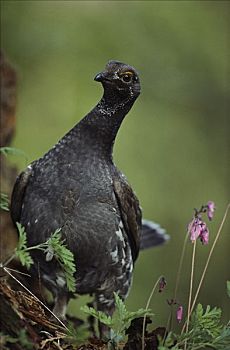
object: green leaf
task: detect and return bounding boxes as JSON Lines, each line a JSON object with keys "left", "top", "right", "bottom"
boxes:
{"left": 81, "top": 294, "right": 153, "bottom": 342}
{"left": 15, "top": 223, "right": 33, "bottom": 269}
{"left": 124, "top": 307, "right": 153, "bottom": 322}
{"left": 192, "top": 303, "right": 222, "bottom": 340}
{"left": 175, "top": 303, "right": 225, "bottom": 349}
{"left": 16, "top": 223, "right": 27, "bottom": 250}
{"left": 114, "top": 292, "right": 127, "bottom": 321}
{"left": 0, "top": 193, "right": 9, "bottom": 211}
{"left": 4, "top": 224, "right": 76, "bottom": 293}
{"left": 0, "top": 146, "right": 28, "bottom": 161}
{"left": 212, "top": 325, "right": 230, "bottom": 349}
{"left": 44, "top": 229, "right": 76, "bottom": 292}
{"left": 114, "top": 292, "right": 153, "bottom": 327}
{"left": 80, "top": 305, "right": 113, "bottom": 327}
{"left": 227, "top": 281, "right": 230, "bottom": 298}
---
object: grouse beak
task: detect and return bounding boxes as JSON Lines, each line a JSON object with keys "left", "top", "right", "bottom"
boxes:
{"left": 94, "top": 71, "right": 109, "bottom": 83}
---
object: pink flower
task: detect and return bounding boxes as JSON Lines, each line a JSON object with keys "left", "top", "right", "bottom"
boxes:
{"left": 188, "top": 217, "right": 203, "bottom": 243}
{"left": 207, "top": 201, "right": 215, "bottom": 221}
{"left": 176, "top": 305, "right": 183, "bottom": 323}
{"left": 187, "top": 202, "right": 214, "bottom": 245}
{"left": 199, "top": 225, "right": 209, "bottom": 245}
{"left": 188, "top": 216, "right": 210, "bottom": 244}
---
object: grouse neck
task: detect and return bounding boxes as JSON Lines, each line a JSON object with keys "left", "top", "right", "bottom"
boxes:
{"left": 77, "top": 93, "right": 138, "bottom": 158}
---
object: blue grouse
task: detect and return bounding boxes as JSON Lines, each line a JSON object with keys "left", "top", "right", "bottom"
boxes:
{"left": 11, "top": 61, "right": 168, "bottom": 332}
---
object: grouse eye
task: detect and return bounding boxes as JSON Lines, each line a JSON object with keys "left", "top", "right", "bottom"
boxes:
{"left": 121, "top": 73, "right": 133, "bottom": 83}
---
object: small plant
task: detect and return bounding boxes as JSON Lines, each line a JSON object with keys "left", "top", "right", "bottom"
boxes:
{"left": 44, "top": 229, "right": 77, "bottom": 292}
{"left": 2, "top": 224, "right": 76, "bottom": 293}
{"left": 158, "top": 201, "right": 230, "bottom": 350}
{"left": 14, "top": 223, "right": 34, "bottom": 269}
{"left": 159, "top": 303, "right": 230, "bottom": 350}
{"left": 81, "top": 292, "right": 153, "bottom": 345}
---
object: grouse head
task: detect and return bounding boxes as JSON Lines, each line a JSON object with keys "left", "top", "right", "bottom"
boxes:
{"left": 94, "top": 60, "right": 141, "bottom": 101}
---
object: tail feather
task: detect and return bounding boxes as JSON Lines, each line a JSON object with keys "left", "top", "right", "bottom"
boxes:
{"left": 140, "top": 219, "right": 170, "bottom": 250}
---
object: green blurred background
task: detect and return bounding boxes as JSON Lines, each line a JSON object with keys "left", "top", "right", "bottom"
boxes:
{"left": 1, "top": 0, "right": 229, "bottom": 327}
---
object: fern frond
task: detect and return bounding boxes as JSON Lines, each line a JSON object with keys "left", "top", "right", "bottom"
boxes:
{"left": 80, "top": 305, "right": 113, "bottom": 327}
{"left": 15, "top": 223, "right": 33, "bottom": 269}
{"left": 45, "top": 229, "right": 76, "bottom": 292}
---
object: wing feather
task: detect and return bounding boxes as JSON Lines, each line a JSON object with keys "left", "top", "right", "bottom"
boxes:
{"left": 112, "top": 172, "right": 141, "bottom": 262}
{"left": 10, "top": 165, "right": 32, "bottom": 224}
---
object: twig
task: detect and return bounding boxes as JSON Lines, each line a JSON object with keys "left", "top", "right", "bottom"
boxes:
{"left": 173, "top": 232, "right": 189, "bottom": 304}
{"left": 163, "top": 232, "right": 189, "bottom": 344}
{"left": 183, "top": 239, "right": 197, "bottom": 349}
{"left": 141, "top": 275, "right": 163, "bottom": 350}
{"left": 2, "top": 266, "right": 31, "bottom": 277}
